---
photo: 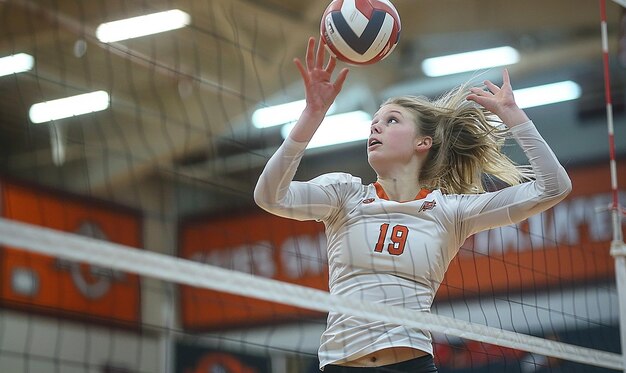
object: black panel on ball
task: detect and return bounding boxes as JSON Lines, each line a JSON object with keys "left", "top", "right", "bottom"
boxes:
{"left": 330, "top": 9, "right": 387, "bottom": 55}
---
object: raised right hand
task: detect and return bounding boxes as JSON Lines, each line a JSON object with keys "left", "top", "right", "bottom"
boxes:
{"left": 294, "top": 37, "right": 349, "bottom": 115}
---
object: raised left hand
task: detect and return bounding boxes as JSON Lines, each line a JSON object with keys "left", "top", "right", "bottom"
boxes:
{"left": 466, "top": 69, "right": 529, "bottom": 127}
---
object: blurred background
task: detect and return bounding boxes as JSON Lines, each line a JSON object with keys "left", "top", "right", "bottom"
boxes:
{"left": 0, "top": 0, "right": 625, "bottom": 215}
{"left": 0, "top": 1, "right": 625, "bottom": 372}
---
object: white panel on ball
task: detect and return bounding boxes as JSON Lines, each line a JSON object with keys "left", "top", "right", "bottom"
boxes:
{"left": 339, "top": 0, "right": 370, "bottom": 37}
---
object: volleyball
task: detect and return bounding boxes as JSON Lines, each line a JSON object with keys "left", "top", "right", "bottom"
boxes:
{"left": 320, "top": 0, "right": 401, "bottom": 65}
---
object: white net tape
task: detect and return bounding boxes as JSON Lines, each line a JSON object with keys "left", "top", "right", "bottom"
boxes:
{"left": 0, "top": 217, "right": 622, "bottom": 371}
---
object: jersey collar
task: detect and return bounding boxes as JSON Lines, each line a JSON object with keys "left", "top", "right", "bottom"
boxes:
{"left": 374, "top": 182, "right": 430, "bottom": 201}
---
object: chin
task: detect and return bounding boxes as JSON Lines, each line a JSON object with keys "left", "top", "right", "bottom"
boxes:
{"left": 367, "top": 154, "right": 384, "bottom": 173}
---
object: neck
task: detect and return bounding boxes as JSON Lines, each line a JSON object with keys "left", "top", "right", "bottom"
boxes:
{"left": 376, "top": 176, "right": 423, "bottom": 202}
{"left": 371, "top": 155, "right": 424, "bottom": 201}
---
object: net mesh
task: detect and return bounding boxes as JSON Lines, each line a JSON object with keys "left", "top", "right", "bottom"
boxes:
{"left": 0, "top": 0, "right": 625, "bottom": 372}
{"left": 0, "top": 209, "right": 623, "bottom": 372}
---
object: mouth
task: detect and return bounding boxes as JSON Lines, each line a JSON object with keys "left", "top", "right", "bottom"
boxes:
{"left": 368, "top": 138, "right": 382, "bottom": 148}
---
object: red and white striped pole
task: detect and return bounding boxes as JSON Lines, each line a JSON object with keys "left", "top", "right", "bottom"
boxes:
{"left": 601, "top": 0, "right": 623, "bottom": 231}
{"left": 601, "top": 1, "right": 626, "bottom": 371}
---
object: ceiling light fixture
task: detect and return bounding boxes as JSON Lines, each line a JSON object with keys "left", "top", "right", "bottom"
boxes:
{"left": 29, "top": 91, "right": 110, "bottom": 124}
{"left": 514, "top": 81, "right": 582, "bottom": 109}
{"left": 96, "top": 9, "right": 191, "bottom": 43}
{"left": 0, "top": 53, "right": 34, "bottom": 77}
{"left": 422, "top": 46, "right": 520, "bottom": 77}
{"left": 252, "top": 100, "right": 337, "bottom": 129}
{"left": 281, "top": 111, "right": 371, "bottom": 149}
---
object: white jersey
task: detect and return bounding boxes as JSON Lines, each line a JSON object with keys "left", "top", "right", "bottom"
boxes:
{"left": 254, "top": 121, "right": 571, "bottom": 369}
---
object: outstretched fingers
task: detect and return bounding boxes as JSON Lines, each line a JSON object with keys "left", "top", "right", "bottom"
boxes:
{"left": 469, "top": 86, "right": 488, "bottom": 95}
{"left": 483, "top": 69, "right": 511, "bottom": 94}
{"left": 502, "top": 68, "right": 511, "bottom": 87}
{"left": 293, "top": 58, "right": 309, "bottom": 85}
{"left": 316, "top": 38, "right": 326, "bottom": 69}
{"left": 467, "top": 86, "right": 491, "bottom": 101}
{"left": 333, "top": 68, "right": 349, "bottom": 92}
{"left": 305, "top": 37, "right": 316, "bottom": 71}
{"left": 484, "top": 80, "right": 501, "bottom": 94}
{"left": 295, "top": 37, "right": 350, "bottom": 98}
{"left": 324, "top": 53, "right": 337, "bottom": 74}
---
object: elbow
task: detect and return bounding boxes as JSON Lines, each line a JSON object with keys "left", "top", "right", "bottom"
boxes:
{"left": 561, "top": 170, "right": 573, "bottom": 197}
{"left": 543, "top": 166, "right": 572, "bottom": 201}
{"left": 253, "top": 183, "right": 271, "bottom": 211}
{"left": 555, "top": 166, "right": 572, "bottom": 199}
{"left": 253, "top": 180, "right": 283, "bottom": 213}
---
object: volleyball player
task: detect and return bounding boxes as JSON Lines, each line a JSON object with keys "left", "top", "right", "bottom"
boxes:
{"left": 254, "top": 37, "right": 572, "bottom": 372}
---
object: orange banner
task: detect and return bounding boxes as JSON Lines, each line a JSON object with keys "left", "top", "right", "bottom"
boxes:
{"left": 180, "top": 213, "right": 327, "bottom": 330}
{"left": 440, "top": 161, "right": 625, "bottom": 299}
{"left": 0, "top": 180, "right": 142, "bottom": 327}
{"left": 180, "top": 162, "right": 625, "bottom": 330}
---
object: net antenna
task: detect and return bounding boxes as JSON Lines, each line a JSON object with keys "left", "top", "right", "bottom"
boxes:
{"left": 603, "top": 1, "right": 626, "bottom": 371}
{"left": 0, "top": 217, "right": 623, "bottom": 371}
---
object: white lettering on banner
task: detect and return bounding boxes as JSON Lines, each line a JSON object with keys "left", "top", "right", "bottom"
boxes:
{"left": 190, "top": 241, "right": 276, "bottom": 278}
{"left": 188, "top": 234, "right": 329, "bottom": 281}
{"left": 281, "top": 233, "right": 328, "bottom": 279}
{"left": 469, "top": 191, "right": 624, "bottom": 255}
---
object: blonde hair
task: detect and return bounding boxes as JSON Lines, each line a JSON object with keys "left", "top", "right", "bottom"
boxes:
{"left": 383, "top": 85, "right": 532, "bottom": 194}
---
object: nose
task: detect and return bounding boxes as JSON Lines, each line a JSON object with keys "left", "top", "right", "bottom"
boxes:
{"left": 370, "top": 122, "right": 382, "bottom": 134}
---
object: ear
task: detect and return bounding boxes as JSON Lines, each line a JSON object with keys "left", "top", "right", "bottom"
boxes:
{"left": 415, "top": 136, "right": 432, "bottom": 152}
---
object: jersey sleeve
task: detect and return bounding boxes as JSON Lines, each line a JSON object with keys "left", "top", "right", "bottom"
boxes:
{"left": 254, "top": 137, "right": 363, "bottom": 222}
{"left": 454, "top": 120, "right": 572, "bottom": 239}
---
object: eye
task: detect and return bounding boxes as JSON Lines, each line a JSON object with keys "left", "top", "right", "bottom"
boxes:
{"left": 387, "top": 117, "right": 399, "bottom": 124}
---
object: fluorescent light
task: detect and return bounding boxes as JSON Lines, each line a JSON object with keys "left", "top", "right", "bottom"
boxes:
{"left": 96, "top": 9, "right": 190, "bottom": 43}
{"left": 422, "top": 46, "right": 520, "bottom": 77}
{"left": 514, "top": 81, "right": 581, "bottom": 109}
{"left": 281, "top": 111, "right": 371, "bottom": 149}
{"left": 29, "top": 91, "right": 110, "bottom": 124}
{"left": 252, "top": 100, "right": 336, "bottom": 129}
{"left": 0, "top": 53, "right": 34, "bottom": 77}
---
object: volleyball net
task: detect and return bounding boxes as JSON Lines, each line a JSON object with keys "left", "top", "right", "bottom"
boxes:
{"left": 0, "top": 204, "right": 623, "bottom": 372}
{"left": 0, "top": 0, "right": 625, "bottom": 372}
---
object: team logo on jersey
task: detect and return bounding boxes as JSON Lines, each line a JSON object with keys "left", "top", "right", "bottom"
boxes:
{"left": 418, "top": 200, "right": 436, "bottom": 212}
{"left": 362, "top": 198, "right": 376, "bottom": 204}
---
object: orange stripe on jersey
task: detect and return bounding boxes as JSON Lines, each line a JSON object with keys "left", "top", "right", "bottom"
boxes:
{"left": 373, "top": 182, "right": 430, "bottom": 201}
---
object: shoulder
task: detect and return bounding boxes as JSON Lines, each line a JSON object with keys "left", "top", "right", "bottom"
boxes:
{"left": 309, "top": 173, "right": 367, "bottom": 205}
{"left": 309, "top": 172, "right": 364, "bottom": 187}
{"left": 438, "top": 190, "right": 479, "bottom": 207}
{"left": 430, "top": 190, "right": 464, "bottom": 216}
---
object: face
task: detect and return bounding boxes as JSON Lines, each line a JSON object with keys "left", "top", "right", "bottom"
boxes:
{"left": 367, "top": 104, "right": 421, "bottom": 170}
